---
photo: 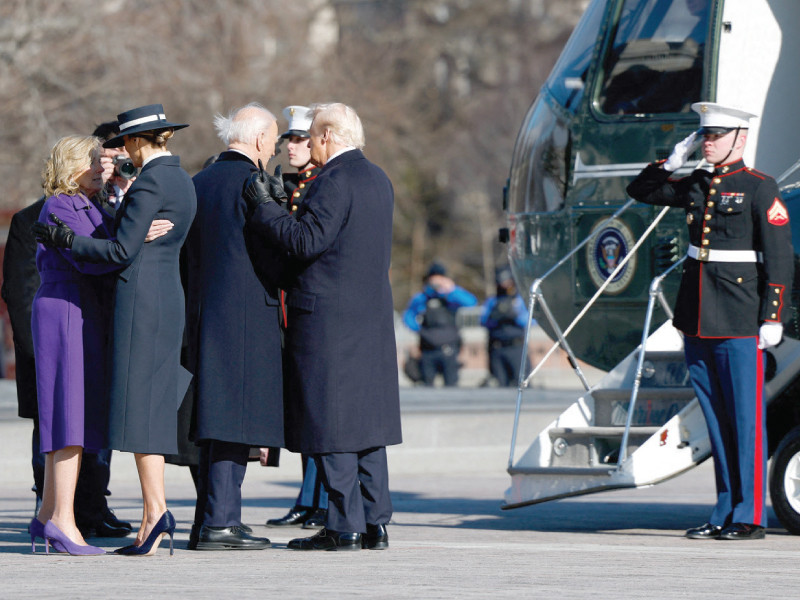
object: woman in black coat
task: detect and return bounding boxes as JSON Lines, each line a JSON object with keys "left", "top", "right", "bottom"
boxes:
{"left": 34, "top": 105, "right": 197, "bottom": 556}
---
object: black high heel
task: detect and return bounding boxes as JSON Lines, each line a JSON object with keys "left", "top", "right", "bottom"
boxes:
{"left": 115, "top": 511, "right": 176, "bottom": 556}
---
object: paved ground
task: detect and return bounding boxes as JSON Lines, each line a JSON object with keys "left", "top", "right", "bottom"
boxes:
{"left": 2, "top": 381, "right": 799, "bottom": 599}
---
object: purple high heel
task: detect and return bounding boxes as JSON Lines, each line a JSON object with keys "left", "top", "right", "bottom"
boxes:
{"left": 28, "top": 519, "right": 66, "bottom": 553}
{"left": 43, "top": 521, "right": 105, "bottom": 556}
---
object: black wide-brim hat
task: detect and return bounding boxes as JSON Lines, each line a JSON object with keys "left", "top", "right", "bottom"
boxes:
{"left": 103, "top": 104, "right": 188, "bottom": 148}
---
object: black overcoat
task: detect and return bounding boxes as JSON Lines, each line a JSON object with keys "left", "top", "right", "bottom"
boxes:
{"left": 70, "top": 155, "right": 197, "bottom": 454}
{"left": 248, "top": 149, "right": 402, "bottom": 454}
{"left": 1, "top": 198, "right": 44, "bottom": 418}
{"left": 187, "top": 151, "right": 284, "bottom": 447}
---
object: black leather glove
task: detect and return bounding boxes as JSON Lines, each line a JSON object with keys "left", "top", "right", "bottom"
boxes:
{"left": 244, "top": 160, "right": 288, "bottom": 212}
{"left": 31, "top": 213, "right": 75, "bottom": 248}
{"left": 268, "top": 164, "right": 288, "bottom": 203}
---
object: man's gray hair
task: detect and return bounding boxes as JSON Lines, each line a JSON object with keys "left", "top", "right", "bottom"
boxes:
{"left": 310, "top": 103, "right": 365, "bottom": 150}
{"left": 214, "top": 102, "right": 276, "bottom": 146}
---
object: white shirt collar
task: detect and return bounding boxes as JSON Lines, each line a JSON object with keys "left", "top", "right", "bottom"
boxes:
{"left": 227, "top": 148, "right": 254, "bottom": 162}
{"left": 327, "top": 146, "right": 356, "bottom": 163}
{"left": 142, "top": 151, "right": 172, "bottom": 168}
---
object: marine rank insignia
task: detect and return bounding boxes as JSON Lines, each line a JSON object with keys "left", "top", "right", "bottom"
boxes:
{"left": 767, "top": 198, "right": 789, "bottom": 226}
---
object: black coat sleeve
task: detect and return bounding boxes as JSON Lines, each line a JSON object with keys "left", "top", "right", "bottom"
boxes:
{"left": 1, "top": 199, "right": 44, "bottom": 417}
{"left": 627, "top": 163, "right": 689, "bottom": 208}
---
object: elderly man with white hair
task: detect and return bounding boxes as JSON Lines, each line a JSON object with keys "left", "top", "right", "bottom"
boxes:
{"left": 187, "top": 102, "right": 285, "bottom": 551}
{"left": 244, "top": 103, "right": 402, "bottom": 551}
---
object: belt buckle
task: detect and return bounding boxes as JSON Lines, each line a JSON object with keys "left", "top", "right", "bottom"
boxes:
{"left": 697, "top": 248, "right": 709, "bottom": 262}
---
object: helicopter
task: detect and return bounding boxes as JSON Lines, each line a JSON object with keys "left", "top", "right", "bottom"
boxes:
{"left": 501, "top": 0, "right": 800, "bottom": 533}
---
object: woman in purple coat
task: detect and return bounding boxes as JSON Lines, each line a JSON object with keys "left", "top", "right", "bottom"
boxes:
{"left": 30, "top": 135, "right": 120, "bottom": 555}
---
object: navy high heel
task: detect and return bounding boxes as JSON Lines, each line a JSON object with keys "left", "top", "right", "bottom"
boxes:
{"left": 115, "top": 511, "right": 176, "bottom": 556}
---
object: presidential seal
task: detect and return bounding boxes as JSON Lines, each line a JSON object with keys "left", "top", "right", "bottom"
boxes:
{"left": 586, "top": 218, "right": 636, "bottom": 294}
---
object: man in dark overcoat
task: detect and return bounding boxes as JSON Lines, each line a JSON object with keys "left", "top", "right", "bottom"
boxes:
{"left": 187, "top": 103, "right": 284, "bottom": 551}
{"left": 265, "top": 104, "right": 329, "bottom": 531}
{"left": 3, "top": 198, "right": 46, "bottom": 503}
{"left": 244, "top": 102, "right": 402, "bottom": 551}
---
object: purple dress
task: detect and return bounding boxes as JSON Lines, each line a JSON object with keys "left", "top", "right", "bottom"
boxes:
{"left": 31, "top": 193, "right": 119, "bottom": 453}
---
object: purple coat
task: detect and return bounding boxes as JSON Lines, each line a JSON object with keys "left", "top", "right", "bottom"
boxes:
{"left": 31, "top": 193, "right": 118, "bottom": 453}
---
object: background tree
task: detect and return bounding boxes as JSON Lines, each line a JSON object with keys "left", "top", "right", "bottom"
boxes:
{"left": 0, "top": 0, "right": 587, "bottom": 305}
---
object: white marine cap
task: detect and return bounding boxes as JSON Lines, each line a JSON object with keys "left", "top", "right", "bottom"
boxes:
{"left": 281, "top": 105, "right": 313, "bottom": 139}
{"left": 692, "top": 102, "right": 757, "bottom": 135}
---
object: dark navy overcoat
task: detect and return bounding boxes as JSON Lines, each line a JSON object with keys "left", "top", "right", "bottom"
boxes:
{"left": 187, "top": 151, "right": 284, "bottom": 447}
{"left": 248, "top": 149, "right": 402, "bottom": 454}
{"left": 70, "top": 155, "right": 197, "bottom": 455}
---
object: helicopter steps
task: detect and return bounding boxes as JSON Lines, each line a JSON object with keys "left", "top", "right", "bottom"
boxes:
{"left": 504, "top": 322, "right": 712, "bottom": 508}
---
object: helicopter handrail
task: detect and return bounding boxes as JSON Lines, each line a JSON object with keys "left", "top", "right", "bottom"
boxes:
{"left": 777, "top": 155, "right": 800, "bottom": 185}
{"left": 508, "top": 201, "right": 672, "bottom": 469}
{"left": 617, "top": 254, "right": 686, "bottom": 466}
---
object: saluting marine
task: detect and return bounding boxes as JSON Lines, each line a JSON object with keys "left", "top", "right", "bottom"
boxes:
{"left": 627, "top": 102, "right": 794, "bottom": 541}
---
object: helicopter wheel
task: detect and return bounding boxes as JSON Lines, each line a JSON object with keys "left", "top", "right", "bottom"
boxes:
{"left": 769, "top": 425, "right": 800, "bottom": 535}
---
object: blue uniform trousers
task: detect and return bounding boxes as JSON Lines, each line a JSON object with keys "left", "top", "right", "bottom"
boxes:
{"left": 296, "top": 454, "right": 328, "bottom": 510}
{"left": 684, "top": 336, "right": 767, "bottom": 527}
{"left": 315, "top": 447, "right": 392, "bottom": 533}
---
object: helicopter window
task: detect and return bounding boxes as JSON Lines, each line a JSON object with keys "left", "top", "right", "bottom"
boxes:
{"left": 546, "top": 0, "right": 609, "bottom": 112}
{"left": 507, "top": 97, "right": 569, "bottom": 214}
{"left": 598, "top": 0, "right": 709, "bottom": 115}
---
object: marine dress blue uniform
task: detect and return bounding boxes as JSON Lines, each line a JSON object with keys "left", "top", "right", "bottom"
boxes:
{"left": 628, "top": 154, "right": 794, "bottom": 533}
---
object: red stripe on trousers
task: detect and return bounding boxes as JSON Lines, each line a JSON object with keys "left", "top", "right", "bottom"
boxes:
{"left": 754, "top": 344, "right": 764, "bottom": 525}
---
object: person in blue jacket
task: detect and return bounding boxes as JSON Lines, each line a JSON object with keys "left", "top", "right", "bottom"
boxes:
{"left": 481, "top": 266, "right": 530, "bottom": 387}
{"left": 403, "top": 262, "right": 477, "bottom": 387}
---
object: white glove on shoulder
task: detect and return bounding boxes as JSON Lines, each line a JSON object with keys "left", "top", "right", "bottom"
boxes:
{"left": 662, "top": 131, "right": 700, "bottom": 172}
{"left": 758, "top": 322, "right": 783, "bottom": 349}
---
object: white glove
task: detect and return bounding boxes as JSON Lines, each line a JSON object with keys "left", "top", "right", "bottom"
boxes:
{"left": 662, "top": 131, "right": 700, "bottom": 171}
{"left": 758, "top": 322, "right": 783, "bottom": 349}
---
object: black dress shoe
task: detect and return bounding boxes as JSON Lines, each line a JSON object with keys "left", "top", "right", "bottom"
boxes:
{"left": 719, "top": 523, "right": 765, "bottom": 540}
{"left": 288, "top": 528, "right": 361, "bottom": 551}
{"left": 301, "top": 509, "right": 327, "bottom": 530}
{"left": 104, "top": 508, "right": 132, "bottom": 531}
{"left": 685, "top": 522, "right": 722, "bottom": 540}
{"left": 266, "top": 507, "right": 310, "bottom": 527}
{"left": 195, "top": 525, "right": 270, "bottom": 550}
{"left": 79, "top": 509, "right": 133, "bottom": 538}
{"left": 362, "top": 523, "right": 388, "bottom": 550}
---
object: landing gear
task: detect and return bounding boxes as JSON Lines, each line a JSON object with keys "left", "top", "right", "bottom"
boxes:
{"left": 769, "top": 426, "right": 800, "bottom": 535}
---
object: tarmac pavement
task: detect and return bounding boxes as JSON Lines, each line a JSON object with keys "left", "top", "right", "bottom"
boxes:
{"left": 1, "top": 380, "right": 800, "bottom": 599}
